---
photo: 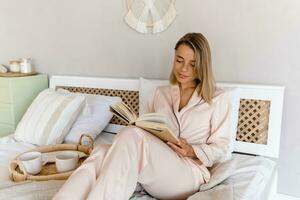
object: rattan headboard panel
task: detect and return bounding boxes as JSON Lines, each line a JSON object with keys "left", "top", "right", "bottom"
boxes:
{"left": 59, "top": 86, "right": 271, "bottom": 145}
{"left": 236, "top": 99, "right": 270, "bottom": 144}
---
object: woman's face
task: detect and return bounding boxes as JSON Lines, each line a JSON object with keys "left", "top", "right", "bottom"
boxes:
{"left": 172, "top": 44, "right": 197, "bottom": 87}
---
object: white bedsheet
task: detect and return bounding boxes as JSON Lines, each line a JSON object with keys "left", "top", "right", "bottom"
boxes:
{"left": 0, "top": 135, "right": 35, "bottom": 188}
{"left": 188, "top": 153, "right": 275, "bottom": 200}
{"left": 0, "top": 132, "right": 275, "bottom": 200}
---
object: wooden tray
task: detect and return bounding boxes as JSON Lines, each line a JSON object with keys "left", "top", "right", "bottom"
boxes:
{"left": 9, "top": 134, "right": 94, "bottom": 182}
{"left": 0, "top": 72, "right": 38, "bottom": 77}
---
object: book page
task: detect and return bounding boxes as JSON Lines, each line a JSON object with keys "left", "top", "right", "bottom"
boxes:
{"left": 137, "top": 113, "right": 168, "bottom": 124}
{"left": 110, "top": 102, "right": 137, "bottom": 124}
{"left": 120, "top": 102, "right": 137, "bottom": 121}
{"left": 135, "top": 120, "right": 167, "bottom": 130}
{"left": 110, "top": 102, "right": 178, "bottom": 143}
{"left": 137, "top": 125, "right": 179, "bottom": 144}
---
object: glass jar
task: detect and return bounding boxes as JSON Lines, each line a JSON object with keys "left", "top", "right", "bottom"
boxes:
{"left": 20, "top": 58, "right": 32, "bottom": 73}
{"left": 9, "top": 60, "right": 20, "bottom": 72}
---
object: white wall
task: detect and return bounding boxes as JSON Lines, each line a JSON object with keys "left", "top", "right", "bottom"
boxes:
{"left": 1, "top": 0, "right": 300, "bottom": 197}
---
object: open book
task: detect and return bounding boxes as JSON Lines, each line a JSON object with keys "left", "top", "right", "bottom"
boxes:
{"left": 110, "top": 101, "right": 179, "bottom": 143}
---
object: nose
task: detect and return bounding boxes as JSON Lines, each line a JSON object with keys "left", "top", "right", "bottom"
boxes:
{"left": 180, "top": 63, "right": 189, "bottom": 72}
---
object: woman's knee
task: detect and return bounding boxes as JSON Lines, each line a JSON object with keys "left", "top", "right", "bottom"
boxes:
{"left": 116, "top": 126, "right": 147, "bottom": 140}
{"left": 112, "top": 127, "right": 152, "bottom": 150}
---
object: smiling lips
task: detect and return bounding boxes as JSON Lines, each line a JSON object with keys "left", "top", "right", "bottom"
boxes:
{"left": 178, "top": 73, "right": 189, "bottom": 79}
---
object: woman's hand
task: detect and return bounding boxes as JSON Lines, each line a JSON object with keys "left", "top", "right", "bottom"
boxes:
{"left": 167, "top": 138, "right": 203, "bottom": 165}
{"left": 167, "top": 138, "right": 197, "bottom": 158}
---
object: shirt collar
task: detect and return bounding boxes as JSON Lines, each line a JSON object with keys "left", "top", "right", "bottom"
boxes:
{"left": 171, "top": 83, "right": 202, "bottom": 114}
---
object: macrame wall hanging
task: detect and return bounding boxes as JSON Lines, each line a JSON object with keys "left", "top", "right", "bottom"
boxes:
{"left": 125, "top": 0, "right": 176, "bottom": 34}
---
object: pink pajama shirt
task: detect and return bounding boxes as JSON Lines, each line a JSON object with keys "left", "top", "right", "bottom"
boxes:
{"left": 53, "top": 84, "right": 231, "bottom": 200}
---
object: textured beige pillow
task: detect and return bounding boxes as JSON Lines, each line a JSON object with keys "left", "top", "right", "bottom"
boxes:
{"left": 15, "top": 89, "right": 85, "bottom": 145}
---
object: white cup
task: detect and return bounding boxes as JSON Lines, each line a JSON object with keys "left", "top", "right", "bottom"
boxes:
{"left": 55, "top": 152, "right": 79, "bottom": 173}
{"left": 17, "top": 151, "right": 48, "bottom": 175}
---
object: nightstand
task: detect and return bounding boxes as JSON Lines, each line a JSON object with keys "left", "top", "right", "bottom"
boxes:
{"left": 0, "top": 74, "right": 48, "bottom": 137}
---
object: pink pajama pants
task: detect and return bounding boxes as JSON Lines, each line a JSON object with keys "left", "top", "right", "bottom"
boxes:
{"left": 53, "top": 126, "right": 207, "bottom": 200}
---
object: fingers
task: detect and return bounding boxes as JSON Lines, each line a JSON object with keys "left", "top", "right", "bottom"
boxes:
{"left": 167, "top": 142, "right": 188, "bottom": 157}
{"left": 169, "top": 139, "right": 195, "bottom": 158}
{"left": 179, "top": 137, "right": 188, "bottom": 144}
{"left": 167, "top": 142, "right": 184, "bottom": 157}
{"left": 167, "top": 142, "right": 181, "bottom": 151}
{"left": 167, "top": 138, "right": 193, "bottom": 158}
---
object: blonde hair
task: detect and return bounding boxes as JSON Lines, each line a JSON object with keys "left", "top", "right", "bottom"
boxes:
{"left": 170, "top": 33, "right": 216, "bottom": 103}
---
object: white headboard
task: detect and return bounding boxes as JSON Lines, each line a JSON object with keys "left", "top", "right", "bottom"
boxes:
{"left": 50, "top": 75, "right": 284, "bottom": 159}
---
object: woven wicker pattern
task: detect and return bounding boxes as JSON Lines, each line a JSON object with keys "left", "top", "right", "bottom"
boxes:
{"left": 58, "top": 86, "right": 139, "bottom": 126}
{"left": 236, "top": 99, "right": 271, "bottom": 144}
{"left": 58, "top": 86, "right": 271, "bottom": 145}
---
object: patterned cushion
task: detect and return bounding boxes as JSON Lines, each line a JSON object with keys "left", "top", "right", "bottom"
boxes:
{"left": 15, "top": 89, "right": 85, "bottom": 145}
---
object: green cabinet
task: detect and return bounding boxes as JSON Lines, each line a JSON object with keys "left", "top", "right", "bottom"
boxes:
{"left": 0, "top": 74, "right": 48, "bottom": 137}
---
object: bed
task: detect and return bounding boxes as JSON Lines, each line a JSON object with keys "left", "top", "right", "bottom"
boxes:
{"left": 0, "top": 75, "right": 284, "bottom": 200}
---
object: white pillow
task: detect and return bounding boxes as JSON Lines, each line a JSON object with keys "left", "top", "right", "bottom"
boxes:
{"left": 14, "top": 89, "right": 85, "bottom": 145}
{"left": 64, "top": 93, "right": 122, "bottom": 144}
{"left": 218, "top": 86, "right": 241, "bottom": 151}
{"left": 139, "top": 77, "right": 168, "bottom": 115}
{"left": 218, "top": 86, "right": 241, "bottom": 161}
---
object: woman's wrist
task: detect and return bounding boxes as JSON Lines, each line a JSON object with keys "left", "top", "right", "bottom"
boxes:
{"left": 188, "top": 147, "right": 198, "bottom": 158}
{"left": 188, "top": 146, "right": 203, "bottom": 165}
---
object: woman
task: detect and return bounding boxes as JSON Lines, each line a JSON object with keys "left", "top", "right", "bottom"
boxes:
{"left": 53, "top": 33, "right": 231, "bottom": 200}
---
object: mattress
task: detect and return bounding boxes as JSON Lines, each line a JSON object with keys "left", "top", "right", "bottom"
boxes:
{"left": 0, "top": 132, "right": 276, "bottom": 200}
